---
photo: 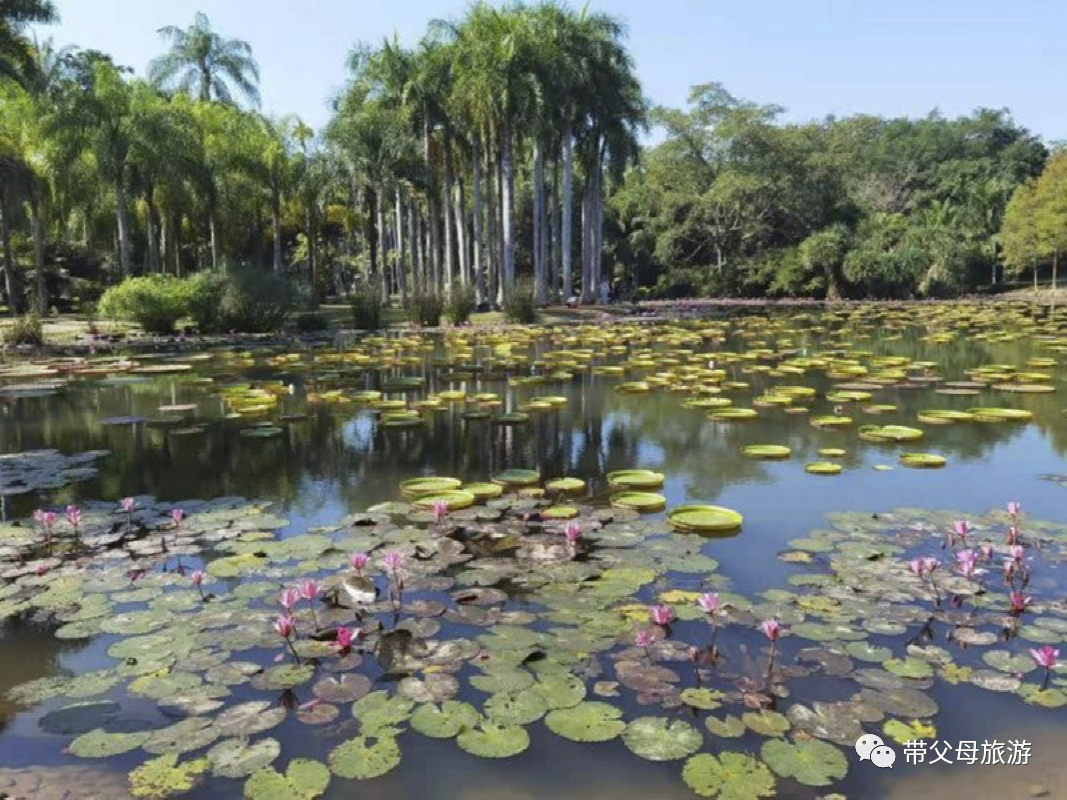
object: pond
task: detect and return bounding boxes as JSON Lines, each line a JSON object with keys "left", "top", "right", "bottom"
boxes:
{"left": 2, "top": 302, "right": 1067, "bottom": 799}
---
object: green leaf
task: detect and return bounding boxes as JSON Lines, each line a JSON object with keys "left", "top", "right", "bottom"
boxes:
{"left": 69, "top": 728, "right": 151, "bottom": 758}
{"left": 456, "top": 722, "right": 530, "bottom": 758}
{"left": 742, "top": 711, "right": 790, "bottom": 737}
{"left": 760, "top": 739, "right": 848, "bottom": 787}
{"left": 410, "top": 701, "right": 480, "bottom": 739}
{"left": 207, "top": 738, "right": 281, "bottom": 779}
{"left": 623, "top": 717, "right": 703, "bottom": 761}
{"left": 705, "top": 714, "right": 746, "bottom": 739}
{"left": 215, "top": 700, "right": 287, "bottom": 737}
{"left": 243, "top": 759, "right": 331, "bottom": 799}
{"left": 680, "top": 687, "right": 724, "bottom": 711}
{"left": 883, "top": 719, "right": 936, "bottom": 745}
{"left": 129, "top": 754, "right": 210, "bottom": 799}
{"left": 544, "top": 702, "right": 626, "bottom": 742}
{"left": 352, "top": 691, "right": 415, "bottom": 734}
{"left": 328, "top": 734, "right": 401, "bottom": 779}
{"left": 483, "top": 691, "right": 547, "bottom": 726}
{"left": 682, "top": 752, "right": 776, "bottom": 800}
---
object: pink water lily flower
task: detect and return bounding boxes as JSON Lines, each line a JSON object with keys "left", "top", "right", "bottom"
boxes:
{"left": 381, "top": 551, "right": 405, "bottom": 571}
{"left": 1007, "top": 526, "right": 1021, "bottom": 545}
{"left": 697, "top": 593, "right": 721, "bottom": 613}
{"left": 760, "top": 618, "right": 782, "bottom": 641}
{"left": 907, "top": 557, "right": 925, "bottom": 577}
{"left": 1010, "top": 545, "right": 1025, "bottom": 563}
{"left": 1010, "top": 592, "right": 1031, "bottom": 613}
{"left": 980, "top": 544, "right": 994, "bottom": 562}
{"left": 334, "top": 627, "right": 355, "bottom": 651}
{"left": 120, "top": 497, "right": 135, "bottom": 513}
{"left": 650, "top": 604, "right": 675, "bottom": 626}
{"left": 952, "top": 519, "right": 970, "bottom": 541}
{"left": 1007, "top": 501, "right": 1022, "bottom": 518}
{"left": 563, "top": 521, "right": 581, "bottom": 545}
{"left": 191, "top": 570, "right": 204, "bottom": 586}
{"left": 431, "top": 500, "right": 449, "bottom": 522}
{"left": 956, "top": 549, "right": 978, "bottom": 577}
{"left": 279, "top": 588, "right": 300, "bottom": 610}
{"left": 350, "top": 552, "right": 369, "bottom": 573}
{"left": 171, "top": 508, "right": 184, "bottom": 528}
{"left": 299, "top": 579, "right": 321, "bottom": 601}
{"left": 274, "top": 615, "right": 295, "bottom": 639}
{"left": 1030, "top": 645, "right": 1059, "bottom": 669}
{"left": 65, "top": 505, "right": 82, "bottom": 529}
{"left": 34, "top": 509, "right": 56, "bottom": 530}
{"left": 635, "top": 628, "right": 655, "bottom": 648}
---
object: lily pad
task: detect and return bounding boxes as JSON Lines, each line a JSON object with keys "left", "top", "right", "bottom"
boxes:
{"left": 544, "top": 701, "right": 626, "bottom": 742}
{"left": 410, "top": 701, "right": 480, "bottom": 739}
{"left": 208, "top": 738, "right": 281, "bottom": 779}
{"left": 69, "top": 728, "right": 151, "bottom": 758}
{"left": 623, "top": 717, "right": 702, "bottom": 761}
{"left": 456, "top": 722, "right": 530, "bottom": 758}
{"left": 243, "top": 759, "right": 331, "bottom": 800}
{"left": 668, "top": 505, "right": 743, "bottom": 533}
{"left": 760, "top": 738, "right": 848, "bottom": 787}
{"left": 328, "top": 733, "right": 402, "bottom": 779}
{"left": 129, "top": 754, "right": 210, "bottom": 799}
{"left": 682, "top": 752, "right": 776, "bottom": 800}
{"left": 215, "top": 701, "right": 288, "bottom": 737}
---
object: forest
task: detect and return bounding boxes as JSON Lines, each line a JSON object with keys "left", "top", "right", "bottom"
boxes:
{"left": 2, "top": 0, "right": 1066, "bottom": 330}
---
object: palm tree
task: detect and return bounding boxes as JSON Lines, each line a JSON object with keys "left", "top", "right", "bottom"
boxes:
{"left": 0, "top": 0, "right": 58, "bottom": 87}
{"left": 149, "top": 12, "right": 260, "bottom": 107}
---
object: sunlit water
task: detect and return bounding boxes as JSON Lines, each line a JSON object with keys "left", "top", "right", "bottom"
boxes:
{"left": 2, "top": 310, "right": 1067, "bottom": 798}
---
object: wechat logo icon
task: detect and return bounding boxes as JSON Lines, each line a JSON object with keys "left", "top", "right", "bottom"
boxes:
{"left": 856, "top": 734, "right": 897, "bottom": 768}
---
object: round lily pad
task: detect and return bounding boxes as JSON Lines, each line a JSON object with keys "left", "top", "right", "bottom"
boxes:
{"left": 215, "top": 701, "right": 288, "bottom": 737}
{"left": 898, "top": 452, "right": 946, "bottom": 468}
{"left": 463, "top": 482, "right": 504, "bottom": 500}
{"left": 456, "top": 723, "right": 530, "bottom": 758}
{"left": 542, "top": 506, "right": 580, "bottom": 520}
{"left": 623, "top": 717, "right": 703, "bottom": 761}
{"left": 683, "top": 752, "right": 776, "bottom": 800}
{"left": 129, "top": 754, "right": 210, "bottom": 799}
{"left": 242, "top": 759, "right": 331, "bottom": 800}
{"left": 208, "top": 738, "right": 281, "bottom": 779}
{"left": 399, "top": 477, "right": 462, "bottom": 497}
{"left": 69, "top": 728, "right": 151, "bottom": 758}
{"left": 545, "top": 702, "right": 625, "bottom": 742}
{"left": 607, "top": 469, "right": 666, "bottom": 489}
{"left": 805, "top": 462, "right": 842, "bottom": 475}
{"left": 546, "top": 477, "right": 587, "bottom": 494}
{"left": 491, "top": 469, "right": 541, "bottom": 487}
{"left": 610, "top": 492, "right": 667, "bottom": 512}
{"left": 760, "top": 738, "right": 848, "bottom": 787}
{"left": 314, "top": 674, "right": 372, "bottom": 704}
{"left": 969, "top": 407, "right": 1033, "bottom": 423}
{"left": 412, "top": 491, "right": 476, "bottom": 511}
{"left": 410, "top": 701, "right": 480, "bottom": 739}
{"left": 742, "top": 445, "right": 791, "bottom": 459}
{"left": 667, "top": 505, "right": 743, "bottom": 533}
{"left": 328, "top": 734, "right": 401, "bottom": 779}
{"left": 483, "top": 690, "right": 548, "bottom": 726}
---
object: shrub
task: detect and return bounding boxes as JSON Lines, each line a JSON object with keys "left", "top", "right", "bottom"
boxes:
{"left": 295, "top": 311, "right": 330, "bottom": 333}
{"left": 445, "top": 284, "right": 476, "bottom": 325}
{"left": 503, "top": 278, "right": 538, "bottom": 324}
{"left": 98, "top": 275, "right": 189, "bottom": 334}
{"left": 3, "top": 313, "right": 44, "bottom": 346}
{"left": 407, "top": 289, "right": 443, "bottom": 327}
{"left": 350, "top": 282, "right": 384, "bottom": 330}
{"left": 186, "top": 268, "right": 294, "bottom": 333}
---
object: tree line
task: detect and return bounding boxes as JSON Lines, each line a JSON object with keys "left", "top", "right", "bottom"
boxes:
{"left": 0, "top": 1, "right": 1062, "bottom": 321}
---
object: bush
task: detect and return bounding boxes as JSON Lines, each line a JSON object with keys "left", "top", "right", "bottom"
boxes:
{"left": 446, "top": 284, "right": 476, "bottom": 325}
{"left": 3, "top": 313, "right": 44, "bottom": 346}
{"left": 350, "top": 282, "right": 384, "bottom": 330}
{"left": 295, "top": 311, "right": 330, "bottom": 333}
{"left": 98, "top": 275, "right": 189, "bottom": 334}
{"left": 407, "top": 289, "right": 443, "bottom": 327}
{"left": 186, "top": 268, "right": 294, "bottom": 333}
{"left": 503, "top": 278, "right": 538, "bottom": 324}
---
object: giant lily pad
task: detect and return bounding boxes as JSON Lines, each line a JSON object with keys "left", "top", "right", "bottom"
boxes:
{"left": 668, "top": 505, "right": 743, "bottom": 533}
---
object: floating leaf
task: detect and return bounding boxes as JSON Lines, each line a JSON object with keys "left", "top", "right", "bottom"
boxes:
{"left": 456, "top": 722, "right": 530, "bottom": 758}
{"left": 215, "top": 701, "right": 288, "bottom": 737}
{"left": 483, "top": 690, "right": 547, "bottom": 726}
{"left": 623, "top": 717, "right": 702, "bottom": 761}
{"left": 544, "top": 702, "right": 626, "bottom": 742}
{"left": 208, "top": 738, "right": 281, "bottom": 779}
{"left": 39, "top": 701, "right": 119, "bottom": 735}
{"left": 144, "top": 717, "right": 219, "bottom": 755}
{"left": 706, "top": 714, "right": 746, "bottom": 738}
{"left": 680, "top": 687, "right": 724, "bottom": 711}
{"left": 760, "top": 739, "right": 848, "bottom": 787}
{"left": 129, "top": 754, "right": 210, "bottom": 799}
{"left": 69, "top": 728, "right": 151, "bottom": 758}
{"left": 410, "top": 701, "right": 480, "bottom": 739}
{"left": 243, "top": 759, "right": 331, "bottom": 800}
{"left": 313, "top": 674, "right": 372, "bottom": 704}
{"left": 883, "top": 719, "right": 936, "bottom": 745}
{"left": 743, "top": 711, "right": 790, "bottom": 737}
{"left": 682, "top": 752, "right": 776, "bottom": 800}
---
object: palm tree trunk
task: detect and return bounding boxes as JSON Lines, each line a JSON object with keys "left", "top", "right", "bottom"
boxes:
{"left": 305, "top": 207, "right": 318, "bottom": 297}
{"left": 0, "top": 195, "right": 21, "bottom": 313}
{"left": 160, "top": 212, "right": 170, "bottom": 274}
{"left": 454, "top": 177, "right": 468, "bottom": 288}
{"left": 501, "top": 122, "right": 515, "bottom": 300}
{"left": 30, "top": 194, "right": 46, "bottom": 315}
{"left": 594, "top": 156, "right": 604, "bottom": 303}
{"left": 271, "top": 191, "right": 283, "bottom": 274}
{"left": 561, "top": 125, "right": 574, "bottom": 301}
{"left": 580, "top": 178, "right": 592, "bottom": 303}
{"left": 407, "top": 198, "right": 418, "bottom": 297}
{"left": 375, "top": 190, "right": 388, "bottom": 302}
{"left": 174, "top": 214, "right": 184, "bottom": 277}
{"left": 532, "top": 139, "right": 545, "bottom": 303}
{"left": 487, "top": 142, "right": 499, "bottom": 304}
{"left": 145, "top": 191, "right": 160, "bottom": 272}
{"left": 443, "top": 144, "right": 455, "bottom": 294}
{"left": 472, "top": 132, "right": 485, "bottom": 303}
{"left": 416, "top": 209, "right": 426, "bottom": 293}
{"left": 115, "top": 175, "right": 132, "bottom": 276}
{"left": 548, "top": 158, "right": 559, "bottom": 303}
{"left": 1054, "top": 252, "right": 1059, "bottom": 292}
{"left": 396, "top": 188, "right": 408, "bottom": 304}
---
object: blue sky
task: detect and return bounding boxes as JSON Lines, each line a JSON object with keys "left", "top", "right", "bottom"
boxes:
{"left": 43, "top": 0, "right": 1065, "bottom": 140}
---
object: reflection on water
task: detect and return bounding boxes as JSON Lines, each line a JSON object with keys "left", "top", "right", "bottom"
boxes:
{"left": 3, "top": 315, "right": 1067, "bottom": 797}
